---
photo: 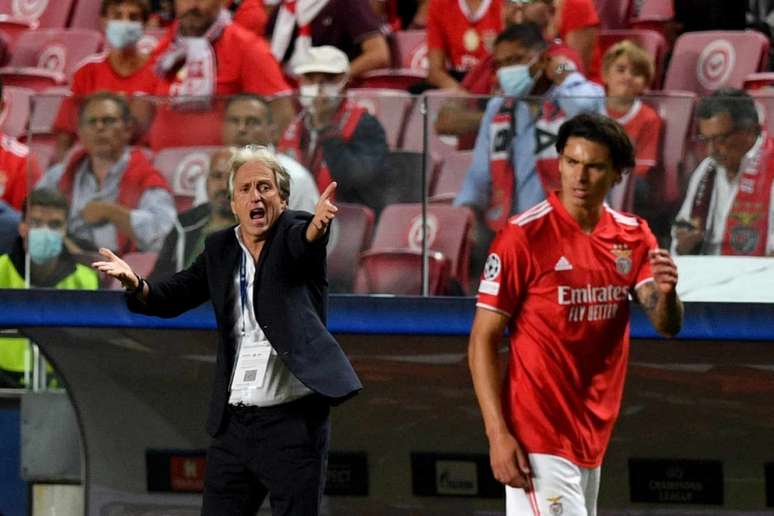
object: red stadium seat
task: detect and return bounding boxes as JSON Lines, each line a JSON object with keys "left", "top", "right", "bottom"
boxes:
{"left": 327, "top": 202, "right": 375, "bottom": 292}
{"left": 355, "top": 249, "right": 450, "bottom": 295}
{"left": 599, "top": 29, "right": 668, "bottom": 88}
{"left": 147, "top": 102, "right": 225, "bottom": 150}
{"left": 363, "top": 202, "right": 473, "bottom": 294}
{"left": 27, "top": 139, "right": 54, "bottom": 170}
{"left": 429, "top": 150, "right": 473, "bottom": 203}
{"left": 0, "top": 0, "right": 76, "bottom": 46}
{"left": 749, "top": 89, "right": 774, "bottom": 136}
{"left": 664, "top": 31, "right": 769, "bottom": 96}
{"left": 68, "top": 0, "right": 101, "bottom": 30}
{"left": 0, "top": 28, "right": 103, "bottom": 89}
{"left": 152, "top": 146, "right": 219, "bottom": 212}
{"left": 346, "top": 88, "right": 413, "bottom": 149}
{"left": 105, "top": 251, "right": 158, "bottom": 289}
{"left": 629, "top": 0, "right": 674, "bottom": 35}
{"left": 0, "top": 84, "right": 32, "bottom": 138}
{"left": 594, "top": 0, "right": 632, "bottom": 30}
{"left": 355, "top": 30, "right": 427, "bottom": 90}
{"left": 642, "top": 90, "right": 696, "bottom": 205}
{"left": 743, "top": 72, "right": 774, "bottom": 91}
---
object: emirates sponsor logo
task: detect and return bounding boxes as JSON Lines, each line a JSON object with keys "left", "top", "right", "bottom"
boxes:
{"left": 558, "top": 284, "right": 629, "bottom": 323}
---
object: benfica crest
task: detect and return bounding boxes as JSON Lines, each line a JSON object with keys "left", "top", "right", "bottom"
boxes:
{"left": 548, "top": 495, "right": 564, "bottom": 515}
{"left": 611, "top": 243, "right": 632, "bottom": 276}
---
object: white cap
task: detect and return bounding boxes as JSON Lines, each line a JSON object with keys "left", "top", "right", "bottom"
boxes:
{"left": 293, "top": 46, "right": 350, "bottom": 76}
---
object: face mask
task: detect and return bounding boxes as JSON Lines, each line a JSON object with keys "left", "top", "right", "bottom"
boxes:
{"left": 28, "top": 227, "right": 63, "bottom": 265}
{"left": 298, "top": 84, "right": 319, "bottom": 108}
{"left": 497, "top": 58, "right": 539, "bottom": 97}
{"left": 105, "top": 20, "right": 143, "bottom": 50}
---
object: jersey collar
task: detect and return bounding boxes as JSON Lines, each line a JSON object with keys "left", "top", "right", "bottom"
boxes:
{"left": 548, "top": 191, "right": 615, "bottom": 236}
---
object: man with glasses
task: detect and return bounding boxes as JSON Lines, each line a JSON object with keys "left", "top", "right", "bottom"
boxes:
{"left": 672, "top": 87, "right": 774, "bottom": 256}
{"left": 0, "top": 188, "right": 98, "bottom": 386}
{"left": 37, "top": 92, "right": 176, "bottom": 256}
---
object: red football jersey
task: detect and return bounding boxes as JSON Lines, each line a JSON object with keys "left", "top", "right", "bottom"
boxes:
{"left": 0, "top": 134, "right": 41, "bottom": 211}
{"left": 605, "top": 100, "right": 663, "bottom": 177}
{"left": 427, "top": 0, "right": 502, "bottom": 72}
{"left": 54, "top": 53, "right": 159, "bottom": 135}
{"left": 477, "top": 192, "right": 657, "bottom": 468}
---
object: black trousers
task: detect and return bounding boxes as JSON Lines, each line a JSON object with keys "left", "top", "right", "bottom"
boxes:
{"left": 201, "top": 395, "right": 331, "bottom": 516}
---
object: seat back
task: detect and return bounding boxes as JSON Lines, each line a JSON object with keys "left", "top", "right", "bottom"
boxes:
{"left": 642, "top": 90, "right": 697, "bottom": 204}
{"left": 370, "top": 203, "right": 472, "bottom": 292}
{"left": 0, "top": 85, "right": 32, "bottom": 138}
{"left": 0, "top": 0, "right": 75, "bottom": 28}
{"left": 7, "top": 28, "right": 103, "bottom": 78}
{"left": 347, "top": 88, "right": 413, "bottom": 149}
{"left": 598, "top": 29, "right": 668, "bottom": 88}
{"left": 153, "top": 146, "right": 220, "bottom": 212}
{"left": 327, "top": 202, "right": 375, "bottom": 293}
{"left": 67, "top": 0, "right": 101, "bottom": 30}
{"left": 355, "top": 250, "right": 449, "bottom": 295}
{"left": 594, "top": 0, "right": 632, "bottom": 29}
{"left": 105, "top": 251, "right": 159, "bottom": 289}
{"left": 393, "top": 30, "right": 427, "bottom": 71}
{"left": 750, "top": 89, "right": 774, "bottom": 136}
{"left": 27, "top": 86, "right": 68, "bottom": 135}
{"left": 429, "top": 150, "right": 473, "bottom": 203}
{"left": 664, "top": 31, "right": 769, "bottom": 96}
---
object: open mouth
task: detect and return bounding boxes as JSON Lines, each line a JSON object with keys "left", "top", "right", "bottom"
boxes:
{"left": 249, "top": 206, "right": 265, "bottom": 222}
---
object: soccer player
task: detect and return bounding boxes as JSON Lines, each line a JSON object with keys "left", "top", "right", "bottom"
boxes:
{"left": 468, "top": 112, "right": 683, "bottom": 515}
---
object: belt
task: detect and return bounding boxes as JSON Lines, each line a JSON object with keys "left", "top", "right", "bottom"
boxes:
{"left": 227, "top": 394, "right": 325, "bottom": 417}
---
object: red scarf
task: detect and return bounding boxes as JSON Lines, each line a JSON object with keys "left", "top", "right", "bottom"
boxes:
{"left": 278, "top": 100, "right": 365, "bottom": 193}
{"left": 721, "top": 136, "right": 774, "bottom": 255}
{"left": 58, "top": 148, "right": 170, "bottom": 254}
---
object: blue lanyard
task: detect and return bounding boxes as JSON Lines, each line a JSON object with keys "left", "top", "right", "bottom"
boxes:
{"left": 239, "top": 253, "right": 247, "bottom": 336}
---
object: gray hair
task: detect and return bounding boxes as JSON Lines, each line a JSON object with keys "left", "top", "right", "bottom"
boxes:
{"left": 227, "top": 145, "right": 291, "bottom": 201}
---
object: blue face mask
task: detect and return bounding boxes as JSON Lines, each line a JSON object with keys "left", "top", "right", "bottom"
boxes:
{"left": 105, "top": 20, "right": 143, "bottom": 50}
{"left": 497, "top": 59, "right": 539, "bottom": 97}
{"left": 28, "top": 227, "right": 64, "bottom": 265}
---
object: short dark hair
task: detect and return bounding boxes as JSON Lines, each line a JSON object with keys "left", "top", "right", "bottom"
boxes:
{"left": 23, "top": 188, "right": 69, "bottom": 218}
{"left": 696, "top": 87, "right": 759, "bottom": 132}
{"left": 78, "top": 91, "right": 131, "bottom": 126}
{"left": 224, "top": 93, "right": 273, "bottom": 123}
{"left": 495, "top": 22, "right": 548, "bottom": 51}
{"left": 100, "top": 0, "right": 151, "bottom": 22}
{"left": 555, "top": 112, "right": 636, "bottom": 172}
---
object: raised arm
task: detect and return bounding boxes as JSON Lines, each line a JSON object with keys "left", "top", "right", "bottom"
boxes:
{"left": 634, "top": 248, "right": 684, "bottom": 337}
{"left": 92, "top": 248, "right": 148, "bottom": 299}
{"left": 305, "top": 182, "right": 338, "bottom": 243}
{"left": 468, "top": 307, "right": 532, "bottom": 490}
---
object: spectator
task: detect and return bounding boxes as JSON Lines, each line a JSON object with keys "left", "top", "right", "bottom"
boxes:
{"left": 0, "top": 200, "right": 20, "bottom": 254}
{"left": 426, "top": 0, "right": 503, "bottom": 90}
{"left": 52, "top": 0, "right": 159, "bottom": 166}
{"left": 267, "top": 0, "right": 391, "bottom": 80}
{"left": 672, "top": 88, "right": 774, "bottom": 256}
{"left": 37, "top": 93, "right": 176, "bottom": 256}
{"left": 454, "top": 23, "right": 603, "bottom": 230}
{"left": 507, "top": 0, "right": 601, "bottom": 83}
{"left": 221, "top": 94, "right": 319, "bottom": 213}
{"left": 227, "top": 0, "right": 268, "bottom": 36}
{"left": 150, "top": 147, "right": 236, "bottom": 280}
{"left": 0, "top": 82, "right": 42, "bottom": 212}
{"left": 277, "top": 46, "right": 388, "bottom": 211}
{"left": 0, "top": 188, "right": 99, "bottom": 387}
{"left": 150, "top": 0, "right": 294, "bottom": 144}
{"left": 601, "top": 40, "right": 662, "bottom": 209}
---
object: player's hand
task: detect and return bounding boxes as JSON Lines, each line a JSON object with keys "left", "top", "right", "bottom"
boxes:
{"left": 91, "top": 248, "right": 139, "bottom": 289}
{"left": 489, "top": 431, "right": 532, "bottom": 490}
{"left": 306, "top": 182, "right": 338, "bottom": 242}
{"left": 673, "top": 220, "right": 704, "bottom": 255}
{"left": 648, "top": 248, "right": 678, "bottom": 295}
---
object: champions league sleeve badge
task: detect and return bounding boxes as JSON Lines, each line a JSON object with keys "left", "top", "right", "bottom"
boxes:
{"left": 611, "top": 243, "right": 632, "bottom": 276}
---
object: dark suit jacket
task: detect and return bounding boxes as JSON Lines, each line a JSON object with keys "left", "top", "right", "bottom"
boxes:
{"left": 127, "top": 210, "right": 362, "bottom": 436}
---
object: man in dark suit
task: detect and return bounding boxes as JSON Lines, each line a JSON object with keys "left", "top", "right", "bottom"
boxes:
{"left": 93, "top": 145, "right": 361, "bottom": 515}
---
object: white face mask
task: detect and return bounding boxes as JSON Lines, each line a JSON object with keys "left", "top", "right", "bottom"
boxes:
{"left": 496, "top": 55, "right": 540, "bottom": 97}
{"left": 298, "top": 81, "right": 346, "bottom": 108}
{"left": 105, "top": 20, "right": 143, "bottom": 50}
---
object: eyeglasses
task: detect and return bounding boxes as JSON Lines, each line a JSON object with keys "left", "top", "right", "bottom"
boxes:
{"left": 81, "top": 116, "right": 123, "bottom": 129}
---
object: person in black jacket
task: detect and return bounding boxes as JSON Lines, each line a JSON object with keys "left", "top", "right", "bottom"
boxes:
{"left": 92, "top": 145, "right": 361, "bottom": 515}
